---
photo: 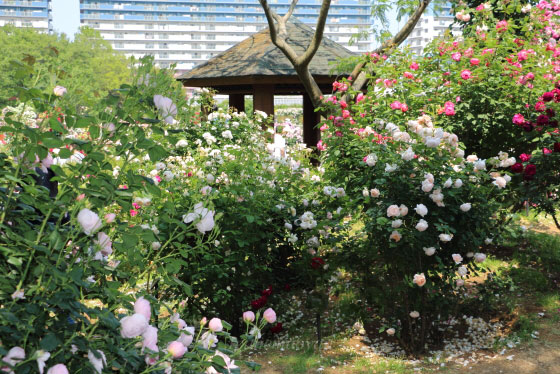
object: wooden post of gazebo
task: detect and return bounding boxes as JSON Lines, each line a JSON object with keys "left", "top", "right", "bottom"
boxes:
{"left": 229, "top": 94, "right": 245, "bottom": 113}
{"left": 253, "top": 84, "right": 275, "bottom": 117}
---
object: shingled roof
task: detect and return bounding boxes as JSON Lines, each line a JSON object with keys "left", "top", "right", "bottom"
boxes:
{"left": 178, "top": 20, "right": 355, "bottom": 84}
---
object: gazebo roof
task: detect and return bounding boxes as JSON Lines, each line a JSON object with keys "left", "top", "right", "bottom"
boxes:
{"left": 178, "top": 20, "right": 355, "bottom": 87}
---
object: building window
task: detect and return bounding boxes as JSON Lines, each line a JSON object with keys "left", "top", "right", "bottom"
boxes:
{"left": 206, "top": 43, "right": 216, "bottom": 50}
{"left": 145, "top": 24, "right": 154, "bottom": 29}
{"left": 115, "top": 33, "right": 124, "bottom": 39}
{"left": 159, "top": 33, "right": 169, "bottom": 39}
{"left": 146, "top": 43, "right": 154, "bottom": 49}
{"left": 115, "top": 23, "right": 124, "bottom": 29}
{"left": 192, "top": 43, "right": 200, "bottom": 49}
{"left": 192, "top": 52, "right": 200, "bottom": 59}
{"left": 205, "top": 24, "right": 215, "bottom": 30}
{"left": 160, "top": 52, "right": 169, "bottom": 59}
{"left": 115, "top": 42, "right": 124, "bottom": 48}
{"left": 191, "top": 34, "right": 201, "bottom": 40}
{"left": 145, "top": 33, "right": 154, "bottom": 39}
{"left": 160, "top": 43, "right": 169, "bottom": 49}
{"left": 206, "top": 34, "right": 215, "bottom": 40}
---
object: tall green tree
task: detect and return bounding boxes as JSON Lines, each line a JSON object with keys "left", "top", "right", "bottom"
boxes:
{"left": 0, "top": 26, "right": 130, "bottom": 106}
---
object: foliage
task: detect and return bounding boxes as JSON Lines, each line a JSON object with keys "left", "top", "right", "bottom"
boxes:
{"left": 0, "top": 26, "right": 130, "bottom": 107}
{"left": 0, "top": 57, "right": 268, "bottom": 373}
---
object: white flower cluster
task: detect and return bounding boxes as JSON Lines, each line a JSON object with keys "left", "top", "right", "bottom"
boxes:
{"left": 323, "top": 186, "right": 346, "bottom": 198}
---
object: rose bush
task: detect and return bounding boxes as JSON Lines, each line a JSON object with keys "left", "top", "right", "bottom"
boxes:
{"left": 0, "top": 57, "right": 274, "bottom": 372}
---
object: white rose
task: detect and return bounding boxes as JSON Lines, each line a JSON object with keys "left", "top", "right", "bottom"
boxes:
{"left": 460, "top": 203, "right": 471, "bottom": 212}
{"left": 416, "top": 219, "right": 428, "bottom": 232}
{"left": 454, "top": 179, "right": 463, "bottom": 188}
{"left": 401, "top": 147, "right": 415, "bottom": 161}
{"left": 391, "top": 219, "right": 402, "bottom": 228}
{"left": 77, "top": 209, "right": 102, "bottom": 236}
{"left": 474, "top": 253, "right": 487, "bottom": 263}
{"left": 365, "top": 153, "right": 377, "bottom": 166}
{"left": 409, "top": 311, "right": 420, "bottom": 318}
{"left": 387, "top": 205, "right": 400, "bottom": 217}
{"left": 458, "top": 265, "right": 468, "bottom": 277}
{"left": 439, "top": 233, "right": 453, "bottom": 242}
{"left": 415, "top": 204, "right": 428, "bottom": 217}
{"left": 423, "top": 247, "right": 436, "bottom": 256}
{"left": 452, "top": 253, "right": 463, "bottom": 264}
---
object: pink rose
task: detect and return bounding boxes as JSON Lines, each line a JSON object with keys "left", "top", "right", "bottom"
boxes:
{"left": 243, "top": 311, "right": 255, "bottom": 322}
{"left": 167, "top": 341, "right": 186, "bottom": 359}
{"left": 413, "top": 273, "right": 426, "bottom": 287}
{"left": 208, "top": 318, "right": 223, "bottom": 332}
{"left": 263, "top": 308, "right": 277, "bottom": 323}
{"left": 46, "top": 364, "right": 69, "bottom": 374}
{"left": 134, "top": 297, "right": 151, "bottom": 321}
{"left": 460, "top": 70, "right": 472, "bottom": 80}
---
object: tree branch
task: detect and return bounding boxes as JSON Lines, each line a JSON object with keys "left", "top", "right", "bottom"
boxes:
{"left": 258, "top": 0, "right": 300, "bottom": 63}
{"left": 297, "top": 0, "right": 331, "bottom": 66}
{"left": 282, "top": 0, "right": 299, "bottom": 22}
{"left": 349, "top": 0, "right": 432, "bottom": 92}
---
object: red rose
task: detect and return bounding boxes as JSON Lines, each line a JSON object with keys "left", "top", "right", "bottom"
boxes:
{"left": 524, "top": 164, "right": 537, "bottom": 180}
{"left": 311, "top": 257, "right": 325, "bottom": 269}
{"left": 537, "top": 114, "right": 550, "bottom": 125}
{"left": 511, "top": 163, "right": 524, "bottom": 173}
{"left": 270, "top": 322, "right": 283, "bottom": 334}
{"left": 261, "top": 286, "right": 273, "bottom": 297}
{"left": 251, "top": 295, "right": 268, "bottom": 310}
{"left": 543, "top": 91, "right": 555, "bottom": 102}
{"left": 554, "top": 142, "right": 560, "bottom": 152}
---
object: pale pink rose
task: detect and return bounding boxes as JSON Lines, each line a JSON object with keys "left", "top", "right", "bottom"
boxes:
{"left": 178, "top": 326, "right": 195, "bottom": 348}
{"left": 2, "top": 346, "right": 25, "bottom": 368}
{"left": 386, "top": 205, "right": 400, "bottom": 217}
{"left": 399, "top": 204, "right": 408, "bottom": 216}
{"left": 53, "top": 86, "right": 67, "bottom": 97}
{"left": 120, "top": 313, "right": 149, "bottom": 338}
{"left": 370, "top": 188, "right": 380, "bottom": 197}
{"left": 104, "top": 213, "right": 116, "bottom": 223}
{"left": 142, "top": 325, "right": 158, "bottom": 350}
{"left": 389, "top": 230, "right": 402, "bottom": 242}
{"left": 46, "top": 364, "right": 69, "bottom": 374}
{"left": 456, "top": 279, "right": 465, "bottom": 286}
{"left": 386, "top": 328, "right": 395, "bottom": 336}
{"left": 77, "top": 209, "right": 102, "bottom": 236}
{"left": 474, "top": 253, "right": 487, "bottom": 263}
{"left": 76, "top": 193, "right": 86, "bottom": 201}
{"left": 391, "top": 219, "right": 402, "bottom": 228}
{"left": 36, "top": 350, "right": 50, "bottom": 374}
{"left": 415, "top": 219, "right": 428, "bottom": 232}
{"left": 243, "top": 311, "right": 255, "bottom": 323}
{"left": 263, "top": 308, "right": 277, "bottom": 323}
{"left": 208, "top": 318, "right": 223, "bottom": 332}
{"left": 134, "top": 297, "right": 151, "bottom": 321}
{"left": 167, "top": 341, "right": 186, "bottom": 359}
{"left": 413, "top": 273, "right": 426, "bottom": 287}
{"left": 452, "top": 254, "right": 463, "bottom": 264}
{"left": 460, "top": 203, "right": 472, "bottom": 212}
{"left": 409, "top": 311, "right": 420, "bottom": 318}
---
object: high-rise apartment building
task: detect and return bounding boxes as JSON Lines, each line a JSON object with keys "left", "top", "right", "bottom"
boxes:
{"left": 0, "top": 0, "right": 52, "bottom": 32}
{"left": 404, "top": 4, "right": 460, "bottom": 55}
{"left": 79, "top": 0, "right": 373, "bottom": 71}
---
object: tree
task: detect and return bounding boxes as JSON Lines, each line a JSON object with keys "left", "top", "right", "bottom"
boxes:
{"left": 0, "top": 26, "right": 130, "bottom": 106}
{"left": 257, "top": 0, "right": 434, "bottom": 108}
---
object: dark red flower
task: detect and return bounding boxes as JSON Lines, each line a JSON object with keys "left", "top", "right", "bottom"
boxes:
{"left": 537, "top": 114, "right": 550, "bottom": 125}
{"left": 546, "top": 108, "right": 556, "bottom": 117}
{"left": 523, "top": 122, "right": 534, "bottom": 132}
{"left": 261, "top": 286, "right": 273, "bottom": 297}
{"left": 270, "top": 322, "right": 283, "bottom": 334}
{"left": 511, "top": 163, "right": 524, "bottom": 173}
{"left": 554, "top": 142, "right": 560, "bottom": 152}
{"left": 251, "top": 295, "right": 268, "bottom": 310}
{"left": 284, "top": 284, "right": 291, "bottom": 292}
{"left": 543, "top": 91, "right": 555, "bottom": 102}
{"left": 524, "top": 164, "right": 537, "bottom": 180}
{"left": 311, "top": 257, "right": 326, "bottom": 269}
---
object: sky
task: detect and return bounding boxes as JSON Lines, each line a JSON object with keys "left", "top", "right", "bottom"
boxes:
{"left": 51, "top": 0, "right": 80, "bottom": 39}
{"left": 50, "top": 1, "right": 403, "bottom": 40}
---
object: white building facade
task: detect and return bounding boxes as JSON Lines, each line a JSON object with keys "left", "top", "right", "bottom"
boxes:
{"left": 404, "top": 4, "right": 460, "bottom": 55}
{"left": 79, "top": 0, "right": 373, "bottom": 71}
{"left": 0, "top": 0, "right": 52, "bottom": 32}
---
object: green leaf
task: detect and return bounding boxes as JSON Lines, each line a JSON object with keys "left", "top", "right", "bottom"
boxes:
{"left": 148, "top": 145, "right": 168, "bottom": 161}
{"left": 49, "top": 117, "right": 66, "bottom": 133}
{"left": 40, "top": 333, "right": 60, "bottom": 351}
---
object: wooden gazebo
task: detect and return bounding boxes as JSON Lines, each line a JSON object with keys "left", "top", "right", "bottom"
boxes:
{"left": 177, "top": 20, "right": 355, "bottom": 148}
